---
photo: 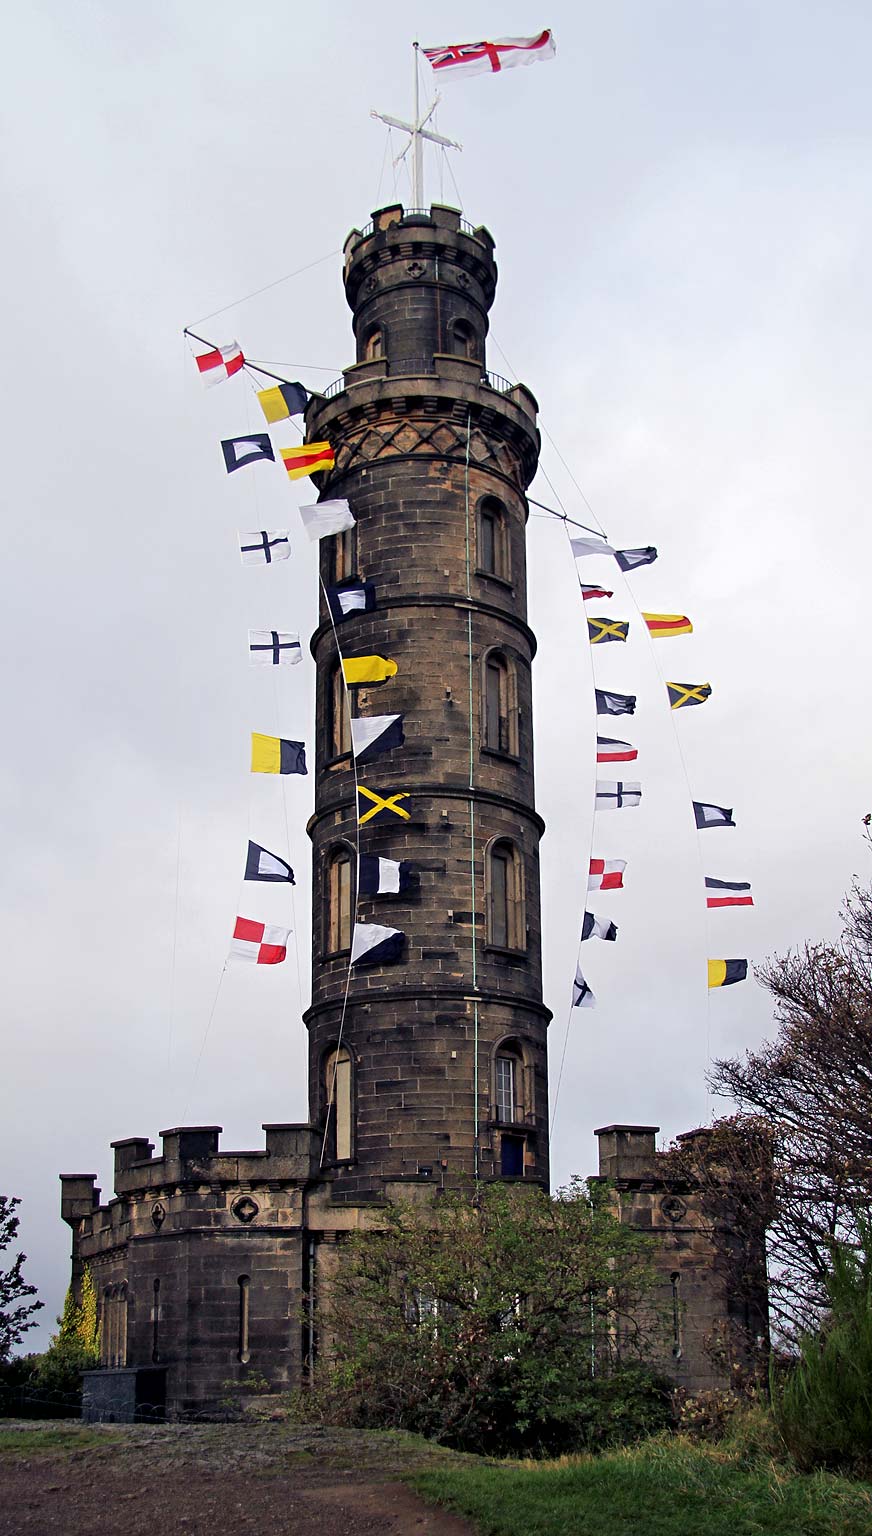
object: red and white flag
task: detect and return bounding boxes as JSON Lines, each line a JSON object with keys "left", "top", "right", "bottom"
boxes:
{"left": 596, "top": 735, "right": 638, "bottom": 764}
{"left": 230, "top": 915, "right": 289, "bottom": 965}
{"left": 581, "top": 583, "right": 614, "bottom": 602}
{"left": 589, "top": 858, "right": 626, "bottom": 892}
{"left": 195, "top": 340, "right": 245, "bottom": 385}
{"left": 422, "top": 30, "right": 555, "bottom": 79}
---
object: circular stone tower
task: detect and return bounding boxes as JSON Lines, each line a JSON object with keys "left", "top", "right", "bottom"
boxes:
{"left": 304, "top": 204, "right": 550, "bottom": 1200}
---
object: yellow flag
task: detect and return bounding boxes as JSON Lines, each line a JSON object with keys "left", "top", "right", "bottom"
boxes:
{"left": 251, "top": 733, "right": 281, "bottom": 773}
{"left": 342, "top": 656, "right": 398, "bottom": 686}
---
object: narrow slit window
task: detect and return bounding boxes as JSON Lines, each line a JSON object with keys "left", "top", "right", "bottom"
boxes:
{"left": 485, "top": 654, "right": 512, "bottom": 754}
{"left": 238, "top": 1275, "right": 251, "bottom": 1363}
{"left": 326, "top": 848, "right": 353, "bottom": 954}
{"left": 477, "top": 497, "right": 508, "bottom": 580}
{"left": 151, "top": 1278, "right": 160, "bottom": 1364}
{"left": 330, "top": 662, "right": 352, "bottom": 758}
{"left": 324, "top": 1046, "right": 352, "bottom": 1161}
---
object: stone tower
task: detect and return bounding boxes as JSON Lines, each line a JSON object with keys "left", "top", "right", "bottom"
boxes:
{"left": 59, "top": 204, "right": 767, "bottom": 1423}
{"left": 304, "top": 204, "right": 550, "bottom": 1199}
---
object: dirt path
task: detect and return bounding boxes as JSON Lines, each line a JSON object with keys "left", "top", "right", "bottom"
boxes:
{"left": 0, "top": 1421, "right": 476, "bottom": 1536}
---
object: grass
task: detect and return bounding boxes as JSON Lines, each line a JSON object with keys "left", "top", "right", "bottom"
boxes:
{"left": 0, "top": 1425, "right": 116, "bottom": 1455}
{"left": 412, "top": 1435, "right": 872, "bottom": 1536}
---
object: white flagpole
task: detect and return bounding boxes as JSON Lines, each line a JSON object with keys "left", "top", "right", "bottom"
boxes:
{"left": 370, "top": 43, "right": 462, "bottom": 211}
{"left": 412, "top": 41, "right": 422, "bottom": 207}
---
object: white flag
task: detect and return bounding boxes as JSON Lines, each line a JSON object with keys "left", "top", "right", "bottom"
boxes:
{"left": 570, "top": 535, "right": 616, "bottom": 560}
{"left": 423, "top": 31, "right": 556, "bottom": 79}
{"left": 299, "top": 500, "right": 355, "bottom": 541}
{"left": 572, "top": 964, "right": 596, "bottom": 1008}
{"left": 248, "top": 630, "right": 301, "bottom": 666}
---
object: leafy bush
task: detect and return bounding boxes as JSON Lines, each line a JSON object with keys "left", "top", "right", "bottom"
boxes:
{"left": 34, "top": 1270, "right": 100, "bottom": 1397}
{"left": 772, "top": 1217, "right": 872, "bottom": 1472}
{"left": 304, "top": 1179, "right": 669, "bottom": 1456}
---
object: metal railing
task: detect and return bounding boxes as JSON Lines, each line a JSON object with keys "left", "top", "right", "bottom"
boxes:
{"left": 352, "top": 212, "right": 480, "bottom": 244}
{"left": 319, "top": 361, "right": 516, "bottom": 401}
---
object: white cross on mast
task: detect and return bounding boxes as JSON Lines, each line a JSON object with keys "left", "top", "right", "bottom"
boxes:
{"left": 371, "top": 41, "right": 462, "bottom": 209}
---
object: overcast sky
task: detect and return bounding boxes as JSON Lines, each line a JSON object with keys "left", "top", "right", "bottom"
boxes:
{"left": 3, "top": 1, "right": 871, "bottom": 1348}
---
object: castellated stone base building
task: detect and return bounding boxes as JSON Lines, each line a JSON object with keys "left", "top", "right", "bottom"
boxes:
{"left": 61, "top": 205, "right": 767, "bottom": 1421}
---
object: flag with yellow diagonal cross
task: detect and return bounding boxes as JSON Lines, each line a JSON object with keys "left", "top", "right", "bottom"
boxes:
{"left": 587, "top": 616, "right": 629, "bottom": 644}
{"left": 357, "top": 784, "right": 412, "bottom": 826}
{"left": 666, "top": 681, "right": 712, "bottom": 710}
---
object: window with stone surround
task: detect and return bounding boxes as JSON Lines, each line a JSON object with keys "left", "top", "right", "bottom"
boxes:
{"left": 449, "top": 318, "right": 477, "bottom": 360}
{"left": 363, "top": 324, "right": 384, "bottom": 361}
{"left": 485, "top": 839, "right": 526, "bottom": 951}
{"left": 325, "top": 844, "right": 353, "bottom": 954}
{"left": 328, "top": 660, "right": 352, "bottom": 759}
{"left": 477, "top": 496, "right": 509, "bottom": 582}
{"left": 493, "top": 1038, "right": 531, "bottom": 1126}
{"left": 323, "top": 1045, "right": 353, "bottom": 1161}
{"left": 329, "top": 525, "right": 357, "bottom": 585}
{"left": 482, "top": 648, "right": 518, "bottom": 757}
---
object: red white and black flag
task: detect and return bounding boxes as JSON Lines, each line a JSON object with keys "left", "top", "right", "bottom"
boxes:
{"left": 596, "top": 736, "right": 638, "bottom": 764}
{"left": 705, "top": 877, "right": 753, "bottom": 909}
{"left": 423, "top": 30, "right": 556, "bottom": 78}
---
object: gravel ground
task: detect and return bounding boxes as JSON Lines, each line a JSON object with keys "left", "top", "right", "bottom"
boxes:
{"left": 0, "top": 1421, "right": 476, "bottom": 1536}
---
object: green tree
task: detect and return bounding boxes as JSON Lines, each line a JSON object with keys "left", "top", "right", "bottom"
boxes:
{"left": 35, "top": 1268, "right": 100, "bottom": 1395}
{"left": 772, "top": 1216, "right": 872, "bottom": 1472}
{"left": 0, "top": 1195, "right": 43, "bottom": 1361}
{"left": 307, "top": 1178, "right": 670, "bottom": 1456}
{"left": 711, "top": 881, "right": 872, "bottom": 1338}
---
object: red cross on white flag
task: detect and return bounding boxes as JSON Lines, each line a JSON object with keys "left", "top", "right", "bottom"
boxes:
{"left": 422, "top": 30, "right": 556, "bottom": 79}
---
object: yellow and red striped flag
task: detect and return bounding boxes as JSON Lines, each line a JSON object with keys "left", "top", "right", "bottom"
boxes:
{"left": 642, "top": 612, "right": 693, "bottom": 639}
{"left": 280, "top": 441, "right": 334, "bottom": 480}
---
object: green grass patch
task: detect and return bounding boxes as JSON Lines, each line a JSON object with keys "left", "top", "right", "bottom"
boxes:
{"left": 0, "top": 1425, "right": 115, "bottom": 1455}
{"left": 412, "top": 1436, "right": 872, "bottom": 1536}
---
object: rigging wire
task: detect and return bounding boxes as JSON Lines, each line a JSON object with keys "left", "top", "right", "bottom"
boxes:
{"left": 186, "top": 248, "right": 342, "bottom": 329}
{"left": 318, "top": 577, "right": 362, "bottom": 1170}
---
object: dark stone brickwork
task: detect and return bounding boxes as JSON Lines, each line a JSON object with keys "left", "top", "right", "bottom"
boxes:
{"left": 58, "top": 206, "right": 768, "bottom": 1417}
{"left": 304, "top": 204, "right": 549, "bottom": 1197}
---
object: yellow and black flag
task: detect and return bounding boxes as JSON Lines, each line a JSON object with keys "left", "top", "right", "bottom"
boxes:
{"left": 587, "top": 616, "right": 629, "bottom": 644}
{"left": 667, "top": 681, "right": 712, "bottom": 710}
{"left": 708, "top": 959, "right": 748, "bottom": 989}
{"left": 257, "top": 381, "right": 308, "bottom": 423}
{"left": 251, "top": 733, "right": 307, "bottom": 775}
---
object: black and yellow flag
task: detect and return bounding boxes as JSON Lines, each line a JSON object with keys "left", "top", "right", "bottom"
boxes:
{"left": 587, "top": 616, "right": 629, "bottom": 645}
{"left": 667, "top": 681, "right": 712, "bottom": 710}
{"left": 708, "top": 959, "right": 748, "bottom": 989}
{"left": 357, "top": 785, "right": 411, "bottom": 826}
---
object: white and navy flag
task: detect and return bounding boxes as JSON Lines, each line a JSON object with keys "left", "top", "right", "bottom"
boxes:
{"left": 248, "top": 630, "right": 302, "bottom": 666}
{"left": 693, "top": 801, "right": 735, "bottom": 830}
{"left": 350, "top": 922, "right": 405, "bottom": 967}
{"left": 596, "top": 780, "right": 642, "bottom": 809}
{"left": 582, "top": 911, "right": 618, "bottom": 942}
{"left": 572, "top": 964, "right": 596, "bottom": 1009}
{"left": 358, "top": 855, "right": 412, "bottom": 896}
{"left": 350, "top": 714, "right": 404, "bottom": 762}
{"left": 221, "top": 434, "right": 275, "bottom": 474}
{"left": 615, "top": 546, "right": 657, "bottom": 572}
{"left": 326, "top": 581, "right": 376, "bottom": 624}
{"left": 596, "top": 689, "right": 636, "bottom": 717}
{"left": 244, "top": 841, "right": 295, "bottom": 884}
{"left": 299, "top": 499, "right": 355, "bottom": 541}
{"left": 238, "top": 530, "right": 291, "bottom": 565}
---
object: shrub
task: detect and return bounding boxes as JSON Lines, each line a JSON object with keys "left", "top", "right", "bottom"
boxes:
{"left": 772, "top": 1217, "right": 872, "bottom": 1473}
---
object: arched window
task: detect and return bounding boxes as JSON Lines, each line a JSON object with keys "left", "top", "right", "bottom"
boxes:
{"left": 495, "top": 1041, "right": 525, "bottom": 1124}
{"left": 450, "top": 318, "right": 476, "bottom": 359}
{"left": 329, "top": 661, "right": 352, "bottom": 758}
{"left": 477, "top": 496, "right": 509, "bottom": 581}
{"left": 482, "top": 649, "right": 518, "bottom": 756}
{"left": 486, "top": 840, "right": 525, "bottom": 951}
{"left": 325, "top": 845, "right": 353, "bottom": 954}
{"left": 363, "top": 325, "right": 384, "bottom": 361}
{"left": 324, "top": 1045, "right": 353, "bottom": 1161}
